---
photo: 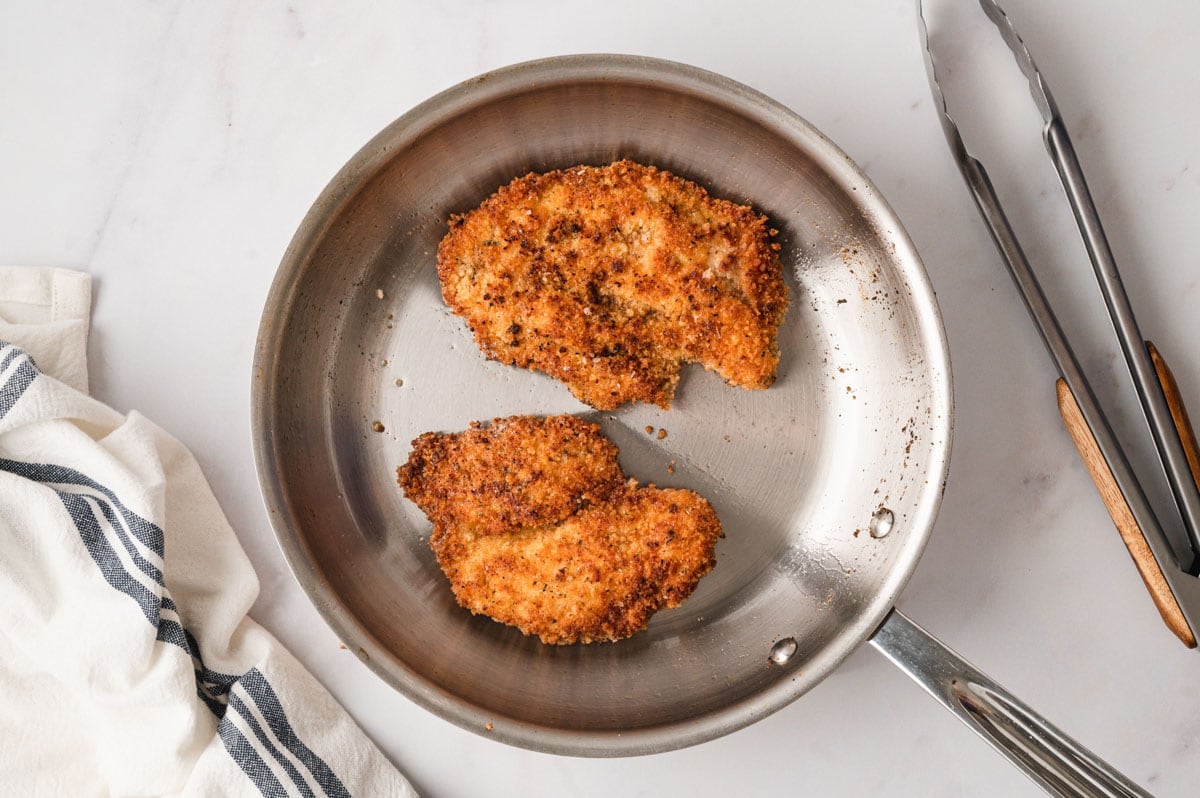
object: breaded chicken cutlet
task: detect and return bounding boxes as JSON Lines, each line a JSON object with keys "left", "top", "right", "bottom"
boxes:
{"left": 436, "top": 160, "right": 788, "bottom": 410}
{"left": 396, "top": 415, "right": 722, "bottom": 644}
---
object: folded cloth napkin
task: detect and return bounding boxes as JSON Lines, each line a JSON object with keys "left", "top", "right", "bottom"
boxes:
{"left": 0, "top": 267, "right": 417, "bottom": 797}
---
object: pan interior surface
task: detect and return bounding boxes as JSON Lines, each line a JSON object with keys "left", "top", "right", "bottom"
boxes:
{"left": 254, "top": 55, "right": 951, "bottom": 755}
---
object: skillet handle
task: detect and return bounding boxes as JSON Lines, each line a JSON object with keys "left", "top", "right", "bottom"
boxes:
{"left": 869, "top": 610, "right": 1149, "bottom": 798}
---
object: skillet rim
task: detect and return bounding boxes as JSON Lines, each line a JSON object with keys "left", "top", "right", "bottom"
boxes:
{"left": 251, "top": 53, "right": 954, "bottom": 756}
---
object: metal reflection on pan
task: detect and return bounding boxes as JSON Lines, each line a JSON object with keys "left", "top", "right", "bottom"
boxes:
{"left": 254, "top": 51, "right": 947, "bottom": 751}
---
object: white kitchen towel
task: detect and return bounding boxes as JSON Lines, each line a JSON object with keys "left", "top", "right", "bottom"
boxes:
{"left": 0, "top": 266, "right": 417, "bottom": 797}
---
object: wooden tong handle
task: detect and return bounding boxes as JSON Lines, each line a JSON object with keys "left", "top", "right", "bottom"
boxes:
{"left": 1146, "top": 340, "right": 1200, "bottom": 497}
{"left": 1056, "top": 377, "right": 1196, "bottom": 647}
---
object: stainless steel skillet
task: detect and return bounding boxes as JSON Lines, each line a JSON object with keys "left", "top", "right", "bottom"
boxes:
{"left": 252, "top": 55, "right": 1144, "bottom": 795}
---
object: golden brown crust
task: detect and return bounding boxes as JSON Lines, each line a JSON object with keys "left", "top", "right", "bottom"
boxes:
{"left": 436, "top": 160, "right": 788, "bottom": 410}
{"left": 396, "top": 415, "right": 622, "bottom": 536}
{"left": 397, "top": 415, "right": 722, "bottom": 644}
{"left": 431, "top": 486, "right": 720, "bottom": 644}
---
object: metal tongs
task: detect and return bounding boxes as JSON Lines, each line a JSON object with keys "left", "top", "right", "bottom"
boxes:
{"left": 918, "top": 0, "right": 1200, "bottom": 647}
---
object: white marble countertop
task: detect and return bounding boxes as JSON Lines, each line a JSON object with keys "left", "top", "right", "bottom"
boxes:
{"left": 4, "top": 1, "right": 1198, "bottom": 795}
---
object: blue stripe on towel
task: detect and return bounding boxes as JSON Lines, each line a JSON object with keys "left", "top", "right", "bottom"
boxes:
{"left": 0, "top": 458, "right": 165, "bottom": 610}
{"left": 0, "top": 344, "right": 26, "bottom": 373}
{"left": 0, "top": 356, "right": 38, "bottom": 419}
{"left": 230, "top": 692, "right": 318, "bottom": 798}
{"left": 91, "top": 497, "right": 165, "bottom": 586}
{"left": 218, "top": 717, "right": 289, "bottom": 798}
{"left": 0, "top": 458, "right": 164, "bottom": 555}
{"left": 242, "top": 669, "right": 351, "bottom": 798}
{"left": 56, "top": 491, "right": 161, "bottom": 625}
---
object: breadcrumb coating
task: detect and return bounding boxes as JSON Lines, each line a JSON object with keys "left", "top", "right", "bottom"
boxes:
{"left": 436, "top": 160, "right": 788, "bottom": 410}
{"left": 397, "top": 415, "right": 722, "bottom": 644}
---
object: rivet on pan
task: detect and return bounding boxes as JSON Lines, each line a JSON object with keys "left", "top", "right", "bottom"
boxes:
{"left": 769, "top": 637, "right": 798, "bottom": 665}
{"left": 869, "top": 507, "right": 895, "bottom": 538}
